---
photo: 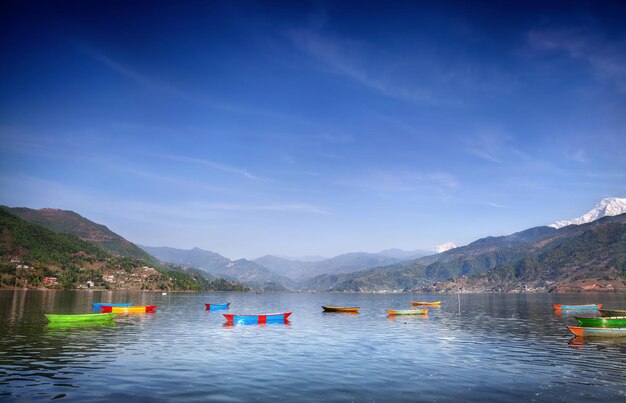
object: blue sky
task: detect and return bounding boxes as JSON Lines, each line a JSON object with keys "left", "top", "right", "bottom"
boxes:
{"left": 1, "top": 1, "right": 625, "bottom": 259}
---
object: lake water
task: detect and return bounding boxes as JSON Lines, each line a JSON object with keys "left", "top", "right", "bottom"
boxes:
{"left": 1, "top": 290, "right": 626, "bottom": 402}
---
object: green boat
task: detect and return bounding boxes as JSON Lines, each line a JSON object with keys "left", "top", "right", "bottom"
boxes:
{"left": 44, "top": 313, "right": 117, "bottom": 323}
{"left": 599, "top": 309, "right": 626, "bottom": 317}
{"left": 574, "top": 316, "right": 626, "bottom": 328}
{"left": 46, "top": 320, "right": 116, "bottom": 330}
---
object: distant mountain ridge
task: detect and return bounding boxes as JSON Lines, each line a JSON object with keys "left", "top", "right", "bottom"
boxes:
{"left": 139, "top": 245, "right": 293, "bottom": 291}
{"left": 302, "top": 213, "right": 626, "bottom": 292}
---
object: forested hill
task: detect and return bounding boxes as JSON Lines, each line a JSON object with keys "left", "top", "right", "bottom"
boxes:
{"left": 0, "top": 207, "right": 246, "bottom": 291}
{"left": 7, "top": 206, "right": 157, "bottom": 264}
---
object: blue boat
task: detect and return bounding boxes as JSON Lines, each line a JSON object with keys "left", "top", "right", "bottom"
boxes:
{"left": 552, "top": 304, "right": 601, "bottom": 311}
{"left": 223, "top": 312, "right": 291, "bottom": 325}
{"left": 205, "top": 303, "right": 230, "bottom": 310}
{"left": 92, "top": 302, "right": 133, "bottom": 309}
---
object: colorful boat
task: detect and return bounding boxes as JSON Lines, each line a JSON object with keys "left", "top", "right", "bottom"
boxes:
{"left": 567, "top": 325, "right": 626, "bottom": 338}
{"left": 322, "top": 306, "right": 359, "bottom": 313}
{"left": 599, "top": 309, "right": 626, "bottom": 317}
{"left": 410, "top": 301, "right": 441, "bottom": 306}
{"left": 44, "top": 313, "right": 117, "bottom": 323}
{"left": 205, "top": 303, "right": 230, "bottom": 310}
{"left": 223, "top": 312, "right": 291, "bottom": 325}
{"left": 574, "top": 316, "right": 626, "bottom": 328}
{"left": 100, "top": 305, "right": 157, "bottom": 313}
{"left": 386, "top": 309, "right": 428, "bottom": 316}
{"left": 92, "top": 302, "right": 132, "bottom": 309}
{"left": 552, "top": 304, "right": 602, "bottom": 311}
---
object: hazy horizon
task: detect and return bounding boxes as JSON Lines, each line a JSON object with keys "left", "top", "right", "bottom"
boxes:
{"left": 1, "top": 1, "right": 625, "bottom": 259}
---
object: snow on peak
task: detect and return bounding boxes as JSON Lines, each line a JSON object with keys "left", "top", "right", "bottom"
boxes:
{"left": 549, "top": 197, "right": 626, "bottom": 229}
{"left": 434, "top": 242, "right": 457, "bottom": 254}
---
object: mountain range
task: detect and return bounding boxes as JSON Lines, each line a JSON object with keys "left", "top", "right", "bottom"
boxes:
{"left": 2, "top": 197, "right": 625, "bottom": 293}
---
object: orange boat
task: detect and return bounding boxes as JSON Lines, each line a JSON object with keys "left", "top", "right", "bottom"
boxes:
{"left": 410, "top": 301, "right": 441, "bottom": 306}
{"left": 100, "top": 305, "right": 156, "bottom": 313}
{"left": 322, "top": 306, "right": 359, "bottom": 313}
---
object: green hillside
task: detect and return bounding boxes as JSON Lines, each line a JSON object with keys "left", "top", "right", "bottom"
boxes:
{"left": 0, "top": 207, "right": 246, "bottom": 291}
{"left": 7, "top": 207, "right": 157, "bottom": 264}
{"left": 422, "top": 221, "right": 626, "bottom": 293}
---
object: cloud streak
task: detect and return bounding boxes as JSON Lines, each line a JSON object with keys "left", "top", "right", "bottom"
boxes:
{"left": 528, "top": 28, "right": 626, "bottom": 92}
{"left": 155, "top": 153, "right": 261, "bottom": 180}
{"left": 287, "top": 29, "right": 436, "bottom": 104}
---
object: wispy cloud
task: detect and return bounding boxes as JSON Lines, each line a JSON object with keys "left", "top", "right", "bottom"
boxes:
{"left": 155, "top": 153, "right": 261, "bottom": 180}
{"left": 528, "top": 28, "right": 626, "bottom": 92}
{"left": 286, "top": 29, "right": 436, "bottom": 104}
{"left": 194, "top": 202, "right": 330, "bottom": 215}
{"left": 464, "top": 130, "right": 512, "bottom": 164}
{"left": 336, "top": 170, "right": 458, "bottom": 193}
{"left": 76, "top": 44, "right": 312, "bottom": 125}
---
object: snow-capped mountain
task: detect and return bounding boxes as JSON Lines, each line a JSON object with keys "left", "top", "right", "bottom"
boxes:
{"left": 434, "top": 242, "right": 457, "bottom": 253}
{"left": 549, "top": 197, "right": 626, "bottom": 229}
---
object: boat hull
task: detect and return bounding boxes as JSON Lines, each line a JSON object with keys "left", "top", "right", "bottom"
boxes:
{"left": 45, "top": 313, "right": 117, "bottom": 323}
{"left": 567, "top": 326, "right": 626, "bottom": 338}
{"left": 410, "top": 301, "right": 441, "bottom": 306}
{"left": 100, "top": 305, "right": 156, "bottom": 313}
{"left": 574, "top": 316, "right": 626, "bottom": 328}
{"left": 205, "top": 303, "right": 230, "bottom": 310}
{"left": 322, "top": 306, "right": 359, "bottom": 313}
{"left": 92, "top": 302, "right": 132, "bottom": 309}
{"left": 223, "top": 312, "right": 291, "bottom": 325}
{"left": 552, "top": 304, "right": 602, "bottom": 311}
{"left": 599, "top": 309, "right": 626, "bottom": 317}
{"left": 387, "top": 309, "right": 428, "bottom": 316}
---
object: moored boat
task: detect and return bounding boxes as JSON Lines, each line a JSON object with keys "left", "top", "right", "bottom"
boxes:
{"left": 205, "top": 303, "right": 230, "bottom": 310}
{"left": 100, "top": 305, "right": 157, "bottom": 313}
{"left": 44, "top": 312, "right": 117, "bottom": 323}
{"left": 599, "top": 309, "right": 626, "bottom": 317}
{"left": 386, "top": 309, "right": 428, "bottom": 316}
{"left": 223, "top": 312, "right": 291, "bottom": 325}
{"left": 92, "top": 302, "right": 132, "bottom": 309}
{"left": 574, "top": 316, "right": 626, "bottom": 328}
{"left": 552, "top": 304, "right": 602, "bottom": 311}
{"left": 567, "top": 325, "right": 626, "bottom": 338}
{"left": 322, "top": 306, "right": 359, "bottom": 313}
{"left": 410, "top": 301, "right": 441, "bottom": 306}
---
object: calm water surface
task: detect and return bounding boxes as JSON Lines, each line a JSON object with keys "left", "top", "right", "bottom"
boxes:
{"left": 1, "top": 290, "right": 626, "bottom": 402}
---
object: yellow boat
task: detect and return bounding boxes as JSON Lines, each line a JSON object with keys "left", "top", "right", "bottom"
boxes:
{"left": 100, "top": 305, "right": 156, "bottom": 313}
{"left": 410, "top": 301, "right": 441, "bottom": 306}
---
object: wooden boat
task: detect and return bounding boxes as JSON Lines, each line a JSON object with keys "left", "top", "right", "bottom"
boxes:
{"left": 574, "top": 316, "right": 626, "bottom": 328}
{"left": 322, "top": 306, "right": 359, "bottom": 313}
{"left": 205, "top": 303, "right": 230, "bottom": 310}
{"left": 599, "top": 309, "right": 626, "bottom": 317}
{"left": 223, "top": 312, "right": 292, "bottom": 325}
{"left": 100, "top": 305, "right": 157, "bottom": 313}
{"left": 410, "top": 301, "right": 441, "bottom": 306}
{"left": 44, "top": 312, "right": 117, "bottom": 323}
{"left": 386, "top": 309, "right": 428, "bottom": 316}
{"left": 552, "top": 304, "right": 602, "bottom": 311}
{"left": 567, "top": 325, "right": 626, "bottom": 338}
{"left": 92, "top": 302, "right": 132, "bottom": 309}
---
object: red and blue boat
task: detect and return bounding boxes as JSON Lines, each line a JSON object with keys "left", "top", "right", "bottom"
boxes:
{"left": 552, "top": 304, "right": 602, "bottom": 311}
{"left": 223, "top": 312, "right": 291, "bottom": 325}
{"left": 205, "top": 303, "right": 230, "bottom": 310}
